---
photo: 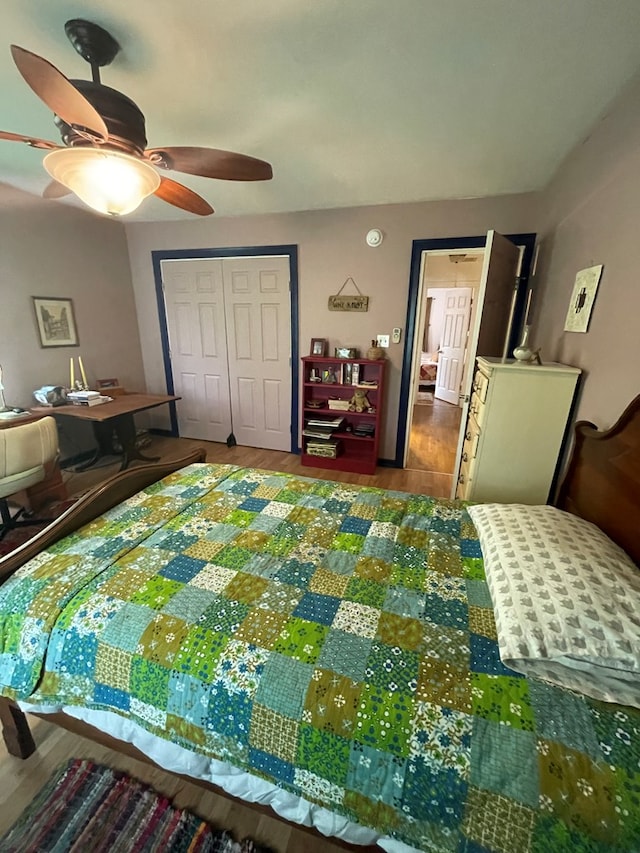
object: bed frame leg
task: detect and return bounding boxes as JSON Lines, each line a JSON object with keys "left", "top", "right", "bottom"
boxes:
{"left": 0, "top": 697, "right": 35, "bottom": 758}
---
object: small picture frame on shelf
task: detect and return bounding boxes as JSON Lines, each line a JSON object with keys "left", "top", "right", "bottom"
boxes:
{"left": 310, "top": 338, "right": 328, "bottom": 356}
{"left": 335, "top": 347, "right": 358, "bottom": 358}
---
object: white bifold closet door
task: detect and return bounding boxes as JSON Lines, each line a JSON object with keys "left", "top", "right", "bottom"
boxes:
{"left": 161, "top": 256, "right": 291, "bottom": 451}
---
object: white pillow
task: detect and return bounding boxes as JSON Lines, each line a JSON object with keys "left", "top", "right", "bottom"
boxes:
{"left": 467, "top": 503, "right": 640, "bottom": 708}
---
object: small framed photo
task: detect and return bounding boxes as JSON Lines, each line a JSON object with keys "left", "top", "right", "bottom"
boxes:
{"left": 32, "top": 297, "right": 79, "bottom": 347}
{"left": 335, "top": 347, "right": 358, "bottom": 358}
{"left": 310, "top": 338, "right": 328, "bottom": 356}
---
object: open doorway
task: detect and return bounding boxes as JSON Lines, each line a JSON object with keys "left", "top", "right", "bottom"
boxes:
{"left": 396, "top": 231, "right": 537, "bottom": 495}
{"left": 405, "top": 250, "right": 484, "bottom": 490}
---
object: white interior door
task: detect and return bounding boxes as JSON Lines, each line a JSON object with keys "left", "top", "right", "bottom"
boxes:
{"left": 450, "top": 231, "right": 522, "bottom": 496}
{"left": 161, "top": 259, "right": 232, "bottom": 442}
{"left": 222, "top": 256, "right": 291, "bottom": 451}
{"left": 434, "top": 287, "right": 473, "bottom": 404}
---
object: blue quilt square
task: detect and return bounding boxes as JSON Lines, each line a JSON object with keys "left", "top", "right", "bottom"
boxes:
{"left": 428, "top": 516, "right": 460, "bottom": 536}
{"left": 323, "top": 498, "right": 352, "bottom": 515}
{"left": 470, "top": 633, "right": 517, "bottom": 677}
{"left": 360, "top": 535, "right": 396, "bottom": 562}
{"left": 470, "top": 717, "right": 538, "bottom": 807}
{"left": 167, "top": 671, "right": 210, "bottom": 727}
{"left": 52, "top": 629, "right": 97, "bottom": 677}
{"left": 163, "top": 585, "right": 219, "bottom": 621}
{"left": 402, "top": 758, "right": 467, "bottom": 825}
{"left": 294, "top": 592, "right": 341, "bottom": 625}
{"left": 347, "top": 742, "right": 406, "bottom": 807}
{"left": 94, "top": 683, "right": 130, "bottom": 712}
{"left": 249, "top": 747, "right": 295, "bottom": 785}
{"left": 424, "top": 594, "right": 468, "bottom": 630}
{"left": 322, "top": 551, "right": 358, "bottom": 576}
{"left": 157, "top": 531, "right": 199, "bottom": 553}
{"left": 273, "top": 559, "right": 316, "bottom": 587}
{"left": 317, "top": 629, "right": 372, "bottom": 681}
{"left": 465, "top": 579, "right": 493, "bottom": 608}
{"left": 92, "top": 537, "right": 127, "bottom": 559}
{"left": 255, "top": 653, "right": 314, "bottom": 718}
{"left": 239, "top": 497, "right": 270, "bottom": 512}
{"left": 206, "top": 684, "right": 253, "bottom": 741}
{"left": 160, "top": 555, "right": 207, "bottom": 583}
{"left": 528, "top": 680, "right": 604, "bottom": 761}
{"left": 340, "top": 516, "right": 372, "bottom": 536}
{"left": 460, "top": 538, "right": 482, "bottom": 558}
{"left": 101, "top": 604, "right": 155, "bottom": 652}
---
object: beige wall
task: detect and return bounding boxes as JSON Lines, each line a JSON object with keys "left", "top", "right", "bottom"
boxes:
{"left": 125, "top": 193, "right": 537, "bottom": 459}
{"left": 533, "top": 71, "right": 640, "bottom": 429}
{"left": 0, "top": 187, "right": 146, "bottom": 456}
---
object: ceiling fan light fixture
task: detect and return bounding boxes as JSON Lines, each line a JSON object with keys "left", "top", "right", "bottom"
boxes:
{"left": 43, "top": 148, "right": 160, "bottom": 215}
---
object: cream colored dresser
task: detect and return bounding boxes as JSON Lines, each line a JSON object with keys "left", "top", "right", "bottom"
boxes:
{"left": 456, "top": 357, "right": 581, "bottom": 504}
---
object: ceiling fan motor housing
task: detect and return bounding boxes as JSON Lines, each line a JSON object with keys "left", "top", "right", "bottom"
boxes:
{"left": 55, "top": 80, "right": 148, "bottom": 153}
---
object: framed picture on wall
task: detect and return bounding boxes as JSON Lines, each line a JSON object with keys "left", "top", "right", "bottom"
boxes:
{"left": 563, "top": 265, "right": 603, "bottom": 333}
{"left": 32, "top": 297, "right": 79, "bottom": 347}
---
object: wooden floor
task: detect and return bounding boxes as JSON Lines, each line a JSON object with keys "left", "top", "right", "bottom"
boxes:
{"left": 406, "top": 397, "right": 462, "bottom": 492}
{"left": 0, "top": 434, "right": 453, "bottom": 851}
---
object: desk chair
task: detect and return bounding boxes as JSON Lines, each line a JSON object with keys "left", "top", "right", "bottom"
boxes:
{"left": 0, "top": 416, "right": 59, "bottom": 540}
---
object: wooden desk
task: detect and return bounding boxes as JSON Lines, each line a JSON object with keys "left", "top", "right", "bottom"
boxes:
{"left": 35, "top": 394, "right": 180, "bottom": 471}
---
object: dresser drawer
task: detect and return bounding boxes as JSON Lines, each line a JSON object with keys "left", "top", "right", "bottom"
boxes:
{"left": 456, "top": 453, "right": 475, "bottom": 500}
{"left": 471, "top": 367, "right": 489, "bottom": 403}
{"left": 469, "top": 391, "right": 487, "bottom": 429}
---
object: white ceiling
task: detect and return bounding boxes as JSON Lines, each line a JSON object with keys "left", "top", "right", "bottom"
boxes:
{"left": 1, "top": 0, "right": 640, "bottom": 222}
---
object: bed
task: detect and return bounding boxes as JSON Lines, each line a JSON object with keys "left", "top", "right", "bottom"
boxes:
{"left": 0, "top": 395, "right": 639, "bottom": 853}
{"left": 418, "top": 352, "right": 438, "bottom": 387}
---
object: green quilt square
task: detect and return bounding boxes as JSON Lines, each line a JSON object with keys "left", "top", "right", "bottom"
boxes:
{"left": 139, "top": 612, "right": 190, "bottom": 667}
{"left": 223, "top": 508, "right": 257, "bottom": 528}
{"left": 365, "top": 641, "right": 419, "bottom": 694}
{"left": 213, "top": 545, "right": 254, "bottom": 570}
{"left": 224, "top": 572, "right": 269, "bottom": 604}
{"left": 273, "top": 615, "right": 329, "bottom": 664}
{"left": 471, "top": 673, "right": 534, "bottom": 731}
{"left": 344, "top": 576, "right": 386, "bottom": 608}
{"left": 426, "top": 533, "right": 464, "bottom": 576}
{"left": 130, "top": 657, "right": 170, "bottom": 707}
{"left": 331, "top": 532, "right": 366, "bottom": 555}
{"left": 588, "top": 701, "right": 640, "bottom": 774}
{"left": 377, "top": 611, "right": 424, "bottom": 651}
{"left": 130, "top": 575, "right": 184, "bottom": 609}
{"left": 420, "top": 623, "right": 470, "bottom": 670}
{"left": 173, "top": 626, "right": 228, "bottom": 682}
{"left": 462, "top": 557, "right": 485, "bottom": 580}
{"left": 297, "top": 723, "right": 351, "bottom": 785}
{"left": 199, "top": 598, "right": 250, "bottom": 634}
{"left": 355, "top": 685, "right": 414, "bottom": 757}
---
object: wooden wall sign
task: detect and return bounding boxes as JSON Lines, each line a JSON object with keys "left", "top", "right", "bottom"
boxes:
{"left": 328, "top": 277, "right": 369, "bottom": 312}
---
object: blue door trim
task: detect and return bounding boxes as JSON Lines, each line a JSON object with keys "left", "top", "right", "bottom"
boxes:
{"left": 151, "top": 245, "right": 299, "bottom": 451}
{"left": 394, "top": 232, "right": 536, "bottom": 467}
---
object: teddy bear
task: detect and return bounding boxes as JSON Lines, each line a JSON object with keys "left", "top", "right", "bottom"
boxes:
{"left": 349, "top": 389, "right": 370, "bottom": 412}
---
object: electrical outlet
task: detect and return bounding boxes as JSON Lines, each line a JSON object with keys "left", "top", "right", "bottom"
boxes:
{"left": 376, "top": 334, "right": 390, "bottom": 348}
{"left": 392, "top": 327, "right": 402, "bottom": 344}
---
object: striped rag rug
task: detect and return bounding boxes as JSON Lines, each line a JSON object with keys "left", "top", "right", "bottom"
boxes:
{"left": 0, "top": 758, "right": 271, "bottom": 852}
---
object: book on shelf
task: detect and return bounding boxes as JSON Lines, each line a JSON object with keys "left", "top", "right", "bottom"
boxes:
{"left": 302, "top": 428, "right": 336, "bottom": 439}
{"left": 306, "top": 416, "right": 345, "bottom": 428}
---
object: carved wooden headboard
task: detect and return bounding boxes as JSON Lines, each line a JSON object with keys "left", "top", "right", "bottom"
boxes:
{"left": 556, "top": 394, "right": 640, "bottom": 566}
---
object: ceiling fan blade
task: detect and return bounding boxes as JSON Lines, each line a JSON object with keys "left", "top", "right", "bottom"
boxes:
{"left": 43, "top": 179, "right": 72, "bottom": 199}
{"left": 10, "top": 45, "right": 108, "bottom": 141}
{"left": 154, "top": 177, "right": 214, "bottom": 216}
{"left": 0, "top": 130, "right": 61, "bottom": 150}
{"left": 145, "top": 146, "right": 272, "bottom": 181}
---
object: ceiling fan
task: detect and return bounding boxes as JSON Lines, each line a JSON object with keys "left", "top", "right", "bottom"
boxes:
{"left": 0, "top": 19, "right": 273, "bottom": 216}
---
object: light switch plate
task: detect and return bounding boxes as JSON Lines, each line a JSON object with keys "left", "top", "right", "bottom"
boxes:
{"left": 392, "top": 327, "right": 402, "bottom": 344}
{"left": 376, "top": 334, "right": 390, "bottom": 348}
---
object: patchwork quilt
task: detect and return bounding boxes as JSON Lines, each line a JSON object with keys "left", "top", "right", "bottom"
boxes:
{"left": 0, "top": 463, "right": 638, "bottom": 852}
